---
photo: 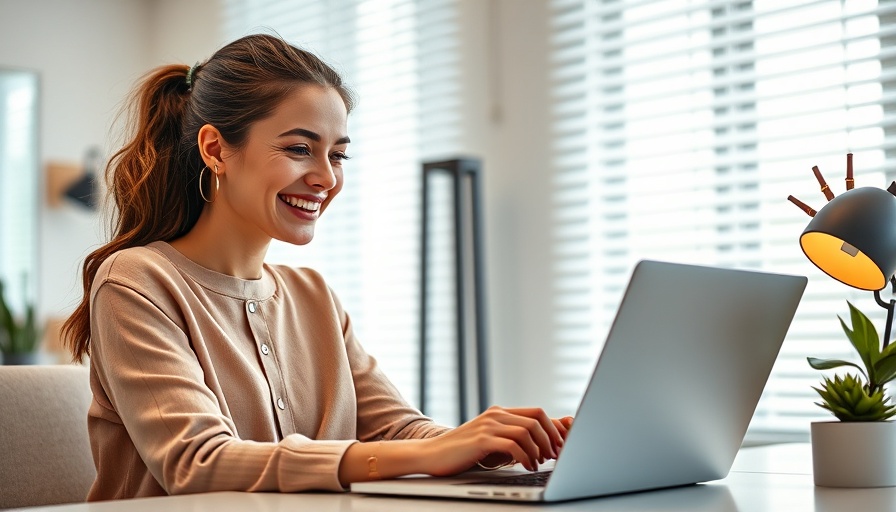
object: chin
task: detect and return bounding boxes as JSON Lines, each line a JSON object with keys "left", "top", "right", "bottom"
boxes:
{"left": 277, "top": 231, "right": 315, "bottom": 246}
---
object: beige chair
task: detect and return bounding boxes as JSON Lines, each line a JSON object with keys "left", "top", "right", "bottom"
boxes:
{"left": 0, "top": 365, "right": 95, "bottom": 508}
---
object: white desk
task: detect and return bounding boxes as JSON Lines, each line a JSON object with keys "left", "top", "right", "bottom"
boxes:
{"left": 11, "top": 443, "right": 896, "bottom": 511}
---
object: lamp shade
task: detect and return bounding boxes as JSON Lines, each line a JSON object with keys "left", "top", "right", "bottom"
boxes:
{"left": 800, "top": 186, "right": 896, "bottom": 291}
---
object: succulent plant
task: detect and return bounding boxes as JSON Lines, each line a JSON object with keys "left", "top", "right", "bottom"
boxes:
{"left": 812, "top": 374, "right": 896, "bottom": 421}
{"left": 808, "top": 301, "right": 896, "bottom": 422}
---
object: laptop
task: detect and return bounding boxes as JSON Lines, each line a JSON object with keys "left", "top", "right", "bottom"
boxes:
{"left": 351, "top": 260, "right": 807, "bottom": 502}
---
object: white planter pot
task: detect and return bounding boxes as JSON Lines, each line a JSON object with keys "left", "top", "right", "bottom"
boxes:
{"left": 811, "top": 421, "right": 896, "bottom": 487}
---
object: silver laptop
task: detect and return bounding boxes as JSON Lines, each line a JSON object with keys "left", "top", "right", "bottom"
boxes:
{"left": 352, "top": 260, "right": 807, "bottom": 502}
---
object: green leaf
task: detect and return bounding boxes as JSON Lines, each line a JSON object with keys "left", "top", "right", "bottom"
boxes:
{"left": 854, "top": 391, "right": 877, "bottom": 415}
{"left": 840, "top": 301, "right": 881, "bottom": 380}
{"left": 824, "top": 401, "right": 854, "bottom": 420}
{"left": 881, "top": 342, "right": 896, "bottom": 360}
{"left": 874, "top": 353, "right": 896, "bottom": 386}
{"left": 825, "top": 376, "right": 849, "bottom": 404}
{"left": 849, "top": 300, "right": 880, "bottom": 353}
{"left": 807, "top": 357, "right": 868, "bottom": 379}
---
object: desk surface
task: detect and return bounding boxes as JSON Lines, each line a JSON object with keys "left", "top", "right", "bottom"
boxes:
{"left": 12, "top": 443, "right": 896, "bottom": 511}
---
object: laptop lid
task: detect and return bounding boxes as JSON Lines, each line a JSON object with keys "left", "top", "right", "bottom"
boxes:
{"left": 352, "top": 260, "right": 807, "bottom": 502}
{"left": 543, "top": 260, "right": 806, "bottom": 501}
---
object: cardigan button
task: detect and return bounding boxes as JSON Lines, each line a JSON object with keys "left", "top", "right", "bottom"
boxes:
{"left": 247, "top": 301, "right": 257, "bottom": 313}
{"left": 277, "top": 398, "right": 285, "bottom": 410}
{"left": 261, "top": 344, "right": 270, "bottom": 355}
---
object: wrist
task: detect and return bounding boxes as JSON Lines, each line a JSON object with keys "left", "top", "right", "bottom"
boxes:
{"left": 338, "top": 439, "right": 429, "bottom": 486}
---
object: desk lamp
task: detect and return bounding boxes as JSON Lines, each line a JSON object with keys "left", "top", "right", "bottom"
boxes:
{"left": 789, "top": 153, "right": 896, "bottom": 347}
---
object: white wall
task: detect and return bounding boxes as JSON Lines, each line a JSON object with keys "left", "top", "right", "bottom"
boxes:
{"left": 0, "top": 0, "right": 151, "bottom": 319}
{"left": 458, "top": 0, "right": 557, "bottom": 412}
{"left": 145, "top": 0, "right": 224, "bottom": 66}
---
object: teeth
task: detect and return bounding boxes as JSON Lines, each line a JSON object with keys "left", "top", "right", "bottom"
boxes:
{"left": 280, "top": 195, "right": 321, "bottom": 211}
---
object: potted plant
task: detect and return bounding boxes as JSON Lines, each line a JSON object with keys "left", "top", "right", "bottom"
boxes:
{"left": 0, "top": 277, "right": 40, "bottom": 365}
{"left": 808, "top": 300, "right": 896, "bottom": 487}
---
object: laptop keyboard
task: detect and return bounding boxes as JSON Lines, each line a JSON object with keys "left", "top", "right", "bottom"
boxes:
{"left": 464, "top": 471, "right": 552, "bottom": 487}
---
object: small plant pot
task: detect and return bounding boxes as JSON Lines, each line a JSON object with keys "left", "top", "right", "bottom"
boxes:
{"left": 811, "top": 421, "right": 896, "bottom": 487}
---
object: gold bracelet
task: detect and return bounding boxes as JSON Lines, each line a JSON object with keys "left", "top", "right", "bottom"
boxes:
{"left": 367, "top": 441, "right": 382, "bottom": 479}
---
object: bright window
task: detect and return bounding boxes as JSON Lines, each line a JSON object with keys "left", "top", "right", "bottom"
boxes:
{"left": 548, "top": 0, "right": 896, "bottom": 440}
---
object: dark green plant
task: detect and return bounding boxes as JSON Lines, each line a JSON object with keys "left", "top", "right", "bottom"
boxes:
{"left": 808, "top": 301, "right": 896, "bottom": 421}
{"left": 0, "top": 278, "right": 39, "bottom": 355}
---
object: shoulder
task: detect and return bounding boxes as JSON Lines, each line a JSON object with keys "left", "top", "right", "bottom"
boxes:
{"left": 91, "top": 243, "right": 184, "bottom": 299}
{"left": 265, "top": 264, "right": 351, "bottom": 317}
{"left": 266, "top": 264, "right": 332, "bottom": 298}
{"left": 97, "top": 244, "right": 176, "bottom": 281}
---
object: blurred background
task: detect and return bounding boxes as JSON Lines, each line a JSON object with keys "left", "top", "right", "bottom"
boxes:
{"left": 1, "top": 0, "right": 893, "bottom": 444}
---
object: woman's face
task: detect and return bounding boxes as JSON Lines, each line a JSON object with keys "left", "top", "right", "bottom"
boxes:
{"left": 218, "top": 84, "right": 350, "bottom": 247}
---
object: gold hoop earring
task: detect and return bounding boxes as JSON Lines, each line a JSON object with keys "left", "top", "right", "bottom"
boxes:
{"left": 199, "top": 164, "right": 220, "bottom": 203}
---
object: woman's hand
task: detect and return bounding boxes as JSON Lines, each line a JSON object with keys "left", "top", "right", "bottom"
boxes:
{"left": 338, "top": 409, "right": 574, "bottom": 486}
{"left": 419, "top": 406, "right": 574, "bottom": 476}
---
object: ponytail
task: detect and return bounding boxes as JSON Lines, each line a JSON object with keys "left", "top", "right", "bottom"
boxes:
{"left": 62, "top": 64, "right": 202, "bottom": 362}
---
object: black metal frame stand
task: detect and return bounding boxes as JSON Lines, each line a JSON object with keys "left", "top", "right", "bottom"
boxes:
{"left": 419, "top": 157, "right": 488, "bottom": 423}
{"left": 874, "top": 275, "right": 896, "bottom": 349}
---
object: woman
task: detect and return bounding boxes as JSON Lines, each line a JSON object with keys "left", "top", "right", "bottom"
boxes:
{"left": 63, "top": 34, "right": 571, "bottom": 501}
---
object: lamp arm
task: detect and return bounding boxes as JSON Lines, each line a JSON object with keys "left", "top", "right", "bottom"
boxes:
{"left": 874, "top": 276, "right": 896, "bottom": 349}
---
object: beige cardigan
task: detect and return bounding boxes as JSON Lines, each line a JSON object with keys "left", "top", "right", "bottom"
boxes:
{"left": 86, "top": 241, "right": 447, "bottom": 501}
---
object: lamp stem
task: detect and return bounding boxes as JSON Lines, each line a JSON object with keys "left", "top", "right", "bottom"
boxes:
{"left": 874, "top": 276, "right": 896, "bottom": 349}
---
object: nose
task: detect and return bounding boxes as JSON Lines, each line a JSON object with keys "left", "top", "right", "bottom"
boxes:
{"left": 306, "top": 156, "right": 337, "bottom": 190}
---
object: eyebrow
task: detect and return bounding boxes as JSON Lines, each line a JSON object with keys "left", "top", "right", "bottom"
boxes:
{"left": 279, "top": 127, "right": 351, "bottom": 145}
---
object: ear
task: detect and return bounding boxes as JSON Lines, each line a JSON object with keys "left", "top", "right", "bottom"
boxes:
{"left": 197, "top": 124, "right": 224, "bottom": 171}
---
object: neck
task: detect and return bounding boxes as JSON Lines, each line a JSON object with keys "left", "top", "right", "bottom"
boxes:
{"left": 169, "top": 206, "right": 270, "bottom": 280}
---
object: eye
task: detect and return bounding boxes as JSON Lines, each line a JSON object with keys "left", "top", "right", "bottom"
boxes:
{"left": 286, "top": 145, "right": 311, "bottom": 156}
{"left": 330, "top": 151, "right": 351, "bottom": 163}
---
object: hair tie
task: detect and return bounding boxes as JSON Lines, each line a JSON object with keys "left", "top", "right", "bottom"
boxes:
{"left": 186, "top": 62, "right": 200, "bottom": 90}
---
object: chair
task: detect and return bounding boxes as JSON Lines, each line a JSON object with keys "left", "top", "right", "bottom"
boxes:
{"left": 0, "top": 365, "right": 95, "bottom": 508}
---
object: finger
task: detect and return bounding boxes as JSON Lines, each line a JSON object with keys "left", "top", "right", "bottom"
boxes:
{"left": 551, "top": 418, "right": 568, "bottom": 438}
{"left": 552, "top": 416, "right": 574, "bottom": 437}
{"left": 491, "top": 423, "right": 542, "bottom": 470}
{"left": 489, "top": 437, "right": 534, "bottom": 472}
{"left": 486, "top": 410, "right": 557, "bottom": 461}
{"left": 501, "top": 407, "right": 563, "bottom": 457}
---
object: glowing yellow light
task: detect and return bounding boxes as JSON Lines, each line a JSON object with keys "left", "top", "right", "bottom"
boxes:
{"left": 801, "top": 232, "right": 885, "bottom": 291}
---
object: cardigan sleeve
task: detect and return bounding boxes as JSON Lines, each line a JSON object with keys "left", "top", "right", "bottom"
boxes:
{"left": 329, "top": 288, "right": 452, "bottom": 442}
{"left": 89, "top": 278, "right": 356, "bottom": 495}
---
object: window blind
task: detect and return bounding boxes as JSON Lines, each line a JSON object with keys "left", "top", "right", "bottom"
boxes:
{"left": 548, "top": 0, "right": 896, "bottom": 439}
{"left": 223, "top": 0, "right": 464, "bottom": 425}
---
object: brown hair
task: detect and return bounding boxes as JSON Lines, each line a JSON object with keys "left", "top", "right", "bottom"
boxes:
{"left": 62, "top": 34, "right": 355, "bottom": 362}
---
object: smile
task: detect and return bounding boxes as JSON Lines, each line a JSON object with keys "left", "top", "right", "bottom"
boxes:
{"left": 278, "top": 195, "right": 321, "bottom": 212}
